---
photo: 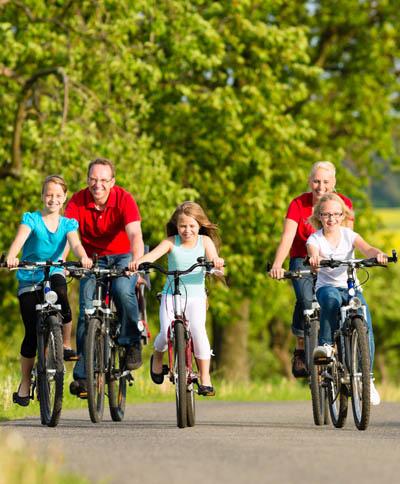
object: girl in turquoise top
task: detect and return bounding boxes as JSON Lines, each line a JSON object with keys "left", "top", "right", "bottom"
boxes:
{"left": 135, "top": 201, "right": 224, "bottom": 396}
{"left": 7, "top": 175, "right": 92, "bottom": 407}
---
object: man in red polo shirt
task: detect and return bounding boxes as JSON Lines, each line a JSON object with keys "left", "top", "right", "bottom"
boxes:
{"left": 65, "top": 158, "right": 144, "bottom": 396}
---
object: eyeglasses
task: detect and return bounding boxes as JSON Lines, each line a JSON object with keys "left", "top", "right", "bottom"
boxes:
{"left": 320, "top": 212, "right": 343, "bottom": 219}
{"left": 88, "top": 177, "right": 113, "bottom": 185}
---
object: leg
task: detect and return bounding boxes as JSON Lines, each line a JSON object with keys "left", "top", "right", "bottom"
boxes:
{"left": 19, "top": 356, "right": 35, "bottom": 396}
{"left": 152, "top": 294, "right": 174, "bottom": 375}
{"left": 316, "top": 286, "right": 342, "bottom": 345}
{"left": 72, "top": 274, "right": 95, "bottom": 381}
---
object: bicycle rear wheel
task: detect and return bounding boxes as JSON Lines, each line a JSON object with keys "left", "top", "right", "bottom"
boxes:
{"left": 309, "top": 320, "right": 324, "bottom": 426}
{"left": 108, "top": 346, "right": 127, "bottom": 422}
{"left": 350, "top": 317, "right": 371, "bottom": 431}
{"left": 327, "top": 348, "right": 348, "bottom": 428}
{"left": 36, "top": 315, "right": 64, "bottom": 427}
{"left": 86, "top": 317, "right": 106, "bottom": 423}
{"left": 174, "top": 320, "right": 187, "bottom": 428}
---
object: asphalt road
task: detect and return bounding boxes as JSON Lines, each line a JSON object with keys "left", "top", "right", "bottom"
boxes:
{"left": 2, "top": 401, "right": 400, "bottom": 484}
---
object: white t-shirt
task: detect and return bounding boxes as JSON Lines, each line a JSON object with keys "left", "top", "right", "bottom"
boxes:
{"left": 306, "top": 227, "right": 360, "bottom": 291}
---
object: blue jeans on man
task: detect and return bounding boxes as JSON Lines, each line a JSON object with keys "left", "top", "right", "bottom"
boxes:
{"left": 289, "top": 257, "right": 315, "bottom": 338}
{"left": 316, "top": 285, "right": 374, "bottom": 369}
{"left": 73, "top": 253, "right": 140, "bottom": 381}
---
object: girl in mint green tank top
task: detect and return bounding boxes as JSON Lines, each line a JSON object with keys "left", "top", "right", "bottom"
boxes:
{"left": 134, "top": 201, "right": 224, "bottom": 396}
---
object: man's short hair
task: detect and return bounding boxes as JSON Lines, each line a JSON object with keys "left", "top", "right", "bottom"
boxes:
{"left": 87, "top": 158, "right": 116, "bottom": 178}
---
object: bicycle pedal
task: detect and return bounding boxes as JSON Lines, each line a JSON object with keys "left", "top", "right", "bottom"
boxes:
{"left": 78, "top": 391, "right": 88, "bottom": 399}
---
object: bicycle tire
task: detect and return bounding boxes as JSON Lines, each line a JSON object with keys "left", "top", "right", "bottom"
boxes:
{"left": 327, "top": 341, "right": 348, "bottom": 428}
{"left": 86, "top": 317, "right": 106, "bottom": 423}
{"left": 174, "top": 320, "right": 187, "bottom": 428}
{"left": 36, "top": 315, "right": 64, "bottom": 427}
{"left": 309, "top": 320, "right": 325, "bottom": 426}
{"left": 108, "top": 346, "right": 127, "bottom": 422}
{"left": 350, "top": 317, "right": 371, "bottom": 430}
{"left": 186, "top": 340, "right": 196, "bottom": 427}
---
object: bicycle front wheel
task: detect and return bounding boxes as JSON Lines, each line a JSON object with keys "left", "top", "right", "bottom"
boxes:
{"left": 309, "top": 320, "right": 325, "bottom": 426}
{"left": 108, "top": 346, "right": 127, "bottom": 422}
{"left": 350, "top": 317, "right": 371, "bottom": 431}
{"left": 174, "top": 320, "right": 187, "bottom": 428}
{"left": 36, "top": 315, "right": 64, "bottom": 427}
{"left": 86, "top": 317, "right": 106, "bottom": 423}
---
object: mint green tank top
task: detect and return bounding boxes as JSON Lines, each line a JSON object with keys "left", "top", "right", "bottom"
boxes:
{"left": 162, "top": 235, "right": 206, "bottom": 297}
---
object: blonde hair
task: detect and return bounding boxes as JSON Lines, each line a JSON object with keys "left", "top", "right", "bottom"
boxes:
{"left": 308, "top": 193, "right": 354, "bottom": 229}
{"left": 166, "top": 201, "right": 220, "bottom": 249}
{"left": 42, "top": 174, "right": 67, "bottom": 195}
{"left": 309, "top": 161, "right": 336, "bottom": 179}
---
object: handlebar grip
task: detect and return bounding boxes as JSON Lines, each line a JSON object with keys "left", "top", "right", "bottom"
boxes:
{"left": 266, "top": 262, "right": 272, "bottom": 272}
{"left": 64, "top": 261, "right": 83, "bottom": 268}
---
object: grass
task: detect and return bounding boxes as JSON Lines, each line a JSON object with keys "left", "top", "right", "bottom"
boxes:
{"left": 372, "top": 207, "right": 400, "bottom": 247}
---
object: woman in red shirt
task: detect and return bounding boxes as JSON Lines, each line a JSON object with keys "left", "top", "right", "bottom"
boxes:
{"left": 270, "top": 161, "right": 352, "bottom": 378}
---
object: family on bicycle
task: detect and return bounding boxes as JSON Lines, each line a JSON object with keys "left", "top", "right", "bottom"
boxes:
{"left": 3, "top": 158, "right": 392, "bottom": 423}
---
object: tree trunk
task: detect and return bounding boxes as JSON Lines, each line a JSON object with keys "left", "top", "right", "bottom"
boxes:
{"left": 213, "top": 298, "right": 250, "bottom": 382}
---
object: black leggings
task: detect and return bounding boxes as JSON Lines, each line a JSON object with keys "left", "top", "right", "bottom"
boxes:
{"left": 18, "top": 274, "right": 72, "bottom": 358}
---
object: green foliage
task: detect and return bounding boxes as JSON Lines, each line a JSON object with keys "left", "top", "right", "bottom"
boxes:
{"left": 0, "top": 1, "right": 399, "bottom": 381}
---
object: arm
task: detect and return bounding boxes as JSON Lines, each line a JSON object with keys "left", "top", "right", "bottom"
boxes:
{"left": 66, "top": 232, "right": 92, "bottom": 268}
{"left": 203, "top": 236, "right": 224, "bottom": 271}
{"left": 270, "top": 218, "right": 298, "bottom": 279}
{"left": 130, "top": 238, "right": 174, "bottom": 271}
{"left": 126, "top": 221, "right": 145, "bottom": 265}
{"left": 7, "top": 224, "right": 32, "bottom": 267}
{"left": 306, "top": 242, "right": 321, "bottom": 270}
{"left": 353, "top": 235, "right": 388, "bottom": 264}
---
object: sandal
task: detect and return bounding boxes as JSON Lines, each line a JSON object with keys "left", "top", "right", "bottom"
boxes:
{"left": 198, "top": 384, "right": 215, "bottom": 397}
{"left": 63, "top": 347, "right": 79, "bottom": 361}
{"left": 150, "top": 355, "right": 164, "bottom": 385}
{"left": 13, "top": 385, "right": 30, "bottom": 407}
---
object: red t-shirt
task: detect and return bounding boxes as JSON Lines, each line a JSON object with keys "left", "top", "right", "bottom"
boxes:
{"left": 286, "top": 192, "right": 353, "bottom": 258}
{"left": 65, "top": 186, "right": 141, "bottom": 257}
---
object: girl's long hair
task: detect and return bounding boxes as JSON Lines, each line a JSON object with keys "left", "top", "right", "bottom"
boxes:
{"left": 308, "top": 193, "right": 354, "bottom": 229}
{"left": 166, "top": 201, "right": 220, "bottom": 249}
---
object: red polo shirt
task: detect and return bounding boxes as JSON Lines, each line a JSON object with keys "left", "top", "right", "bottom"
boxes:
{"left": 65, "top": 186, "right": 141, "bottom": 257}
{"left": 286, "top": 192, "right": 353, "bottom": 258}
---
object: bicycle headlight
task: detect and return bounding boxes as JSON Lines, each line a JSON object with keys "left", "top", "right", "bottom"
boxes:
{"left": 349, "top": 297, "right": 362, "bottom": 309}
{"left": 45, "top": 290, "right": 58, "bottom": 304}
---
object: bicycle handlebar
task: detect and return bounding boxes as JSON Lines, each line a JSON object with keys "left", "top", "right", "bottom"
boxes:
{"left": 266, "top": 262, "right": 314, "bottom": 279}
{"left": 138, "top": 257, "right": 217, "bottom": 277}
{"left": 304, "top": 249, "right": 397, "bottom": 269}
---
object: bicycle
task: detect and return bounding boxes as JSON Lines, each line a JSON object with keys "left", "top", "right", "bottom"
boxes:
{"left": 268, "top": 264, "right": 329, "bottom": 426}
{"left": 0, "top": 257, "right": 82, "bottom": 427}
{"left": 309, "top": 250, "right": 397, "bottom": 431}
{"left": 79, "top": 259, "right": 149, "bottom": 423}
{"left": 138, "top": 257, "right": 219, "bottom": 429}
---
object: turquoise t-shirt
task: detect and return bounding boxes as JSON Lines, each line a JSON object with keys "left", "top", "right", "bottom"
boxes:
{"left": 17, "top": 211, "right": 78, "bottom": 289}
{"left": 162, "top": 235, "right": 206, "bottom": 298}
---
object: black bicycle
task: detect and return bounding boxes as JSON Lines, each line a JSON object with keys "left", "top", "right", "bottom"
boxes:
{"left": 138, "top": 257, "right": 219, "bottom": 429}
{"left": 268, "top": 264, "right": 329, "bottom": 426}
{"left": 0, "top": 258, "right": 82, "bottom": 427}
{"left": 79, "top": 261, "right": 149, "bottom": 423}
{"left": 310, "top": 250, "right": 397, "bottom": 431}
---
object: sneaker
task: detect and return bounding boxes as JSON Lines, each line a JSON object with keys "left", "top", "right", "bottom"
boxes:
{"left": 198, "top": 385, "right": 216, "bottom": 397}
{"left": 370, "top": 379, "right": 381, "bottom": 406}
{"left": 292, "top": 349, "right": 308, "bottom": 378}
{"left": 313, "top": 344, "right": 334, "bottom": 364}
{"left": 126, "top": 343, "right": 142, "bottom": 370}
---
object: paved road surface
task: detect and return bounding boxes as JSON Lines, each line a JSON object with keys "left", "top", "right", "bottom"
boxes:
{"left": 2, "top": 401, "right": 400, "bottom": 483}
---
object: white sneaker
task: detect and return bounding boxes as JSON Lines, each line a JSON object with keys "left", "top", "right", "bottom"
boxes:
{"left": 370, "top": 379, "right": 381, "bottom": 406}
{"left": 313, "top": 344, "right": 334, "bottom": 363}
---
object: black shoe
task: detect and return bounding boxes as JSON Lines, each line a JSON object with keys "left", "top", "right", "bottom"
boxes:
{"left": 13, "top": 385, "right": 30, "bottom": 407}
{"left": 63, "top": 348, "right": 79, "bottom": 361}
{"left": 126, "top": 343, "right": 142, "bottom": 370}
{"left": 69, "top": 379, "right": 87, "bottom": 398}
{"left": 150, "top": 355, "right": 164, "bottom": 384}
{"left": 292, "top": 349, "right": 308, "bottom": 378}
{"left": 198, "top": 385, "right": 215, "bottom": 397}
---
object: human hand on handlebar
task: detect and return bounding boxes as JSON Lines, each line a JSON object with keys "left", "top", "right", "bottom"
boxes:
{"left": 269, "top": 263, "right": 285, "bottom": 280}
{"left": 6, "top": 256, "right": 19, "bottom": 268}
{"left": 80, "top": 256, "right": 93, "bottom": 269}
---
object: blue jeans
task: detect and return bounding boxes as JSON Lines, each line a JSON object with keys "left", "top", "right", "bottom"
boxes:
{"left": 73, "top": 253, "right": 139, "bottom": 380}
{"left": 316, "top": 286, "right": 375, "bottom": 369}
{"left": 289, "top": 257, "right": 315, "bottom": 338}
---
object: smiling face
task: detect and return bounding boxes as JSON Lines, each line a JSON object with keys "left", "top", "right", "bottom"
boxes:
{"left": 309, "top": 168, "right": 336, "bottom": 203}
{"left": 318, "top": 199, "right": 344, "bottom": 232}
{"left": 177, "top": 213, "right": 200, "bottom": 245}
{"left": 87, "top": 163, "right": 115, "bottom": 206}
{"left": 42, "top": 181, "right": 67, "bottom": 214}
